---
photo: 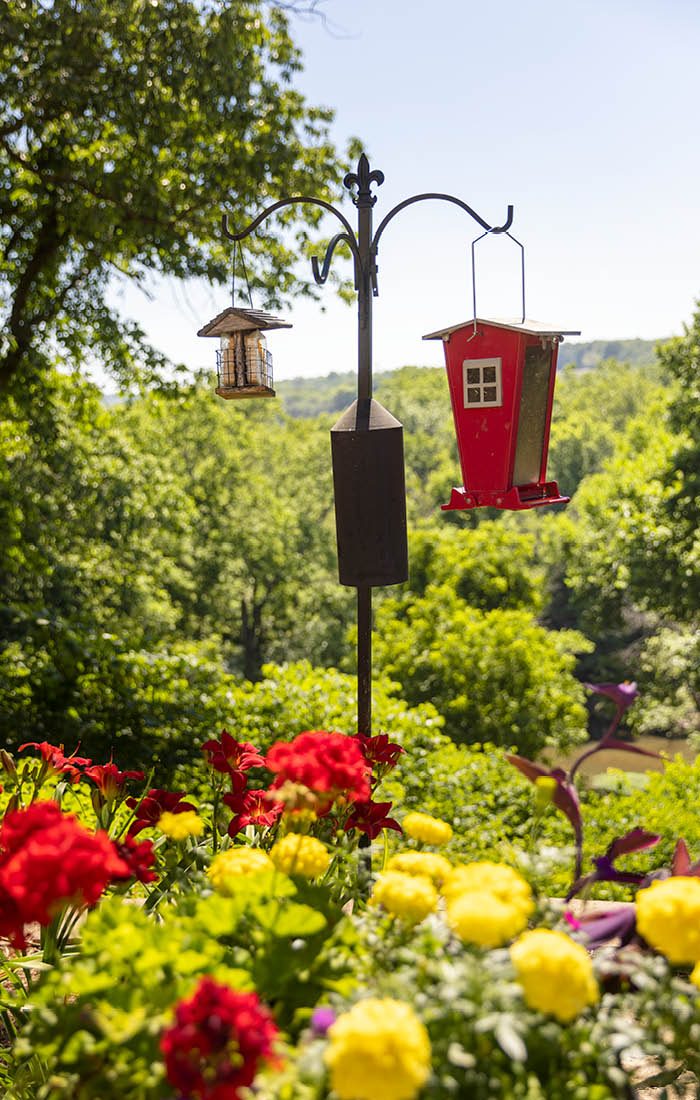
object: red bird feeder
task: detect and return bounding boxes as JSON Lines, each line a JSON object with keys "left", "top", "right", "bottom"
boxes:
{"left": 423, "top": 317, "right": 580, "bottom": 511}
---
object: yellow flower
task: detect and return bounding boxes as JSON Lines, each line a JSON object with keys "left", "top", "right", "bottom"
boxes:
{"left": 510, "top": 929, "right": 599, "bottom": 1023}
{"left": 690, "top": 960, "right": 700, "bottom": 989}
{"left": 387, "top": 851, "right": 452, "bottom": 884}
{"left": 447, "top": 890, "right": 529, "bottom": 947}
{"left": 157, "top": 810, "right": 204, "bottom": 841}
{"left": 402, "top": 812, "right": 452, "bottom": 846}
{"left": 372, "top": 870, "right": 438, "bottom": 923}
{"left": 636, "top": 877, "right": 700, "bottom": 964}
{"left": 534, "top": 775, "right": 558, "bottom": 811}
{"left": 442, "top": 861, "right": 534, "bottom": 917}
{"left": 325, "top": 997, "right": 431, "bottom": 1100}
{"left": 208, "top": 848, "right": 274, "bottom": 895}
{"left": 269, "top": 833, "right": 330, "bottom": 878}
{"left": 282, "top": 807, "right": 318, "bottom": 833}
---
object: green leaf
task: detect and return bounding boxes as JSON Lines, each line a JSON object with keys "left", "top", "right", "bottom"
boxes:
{"left": 253, "top": 901, "right": 327, "bottom": 937}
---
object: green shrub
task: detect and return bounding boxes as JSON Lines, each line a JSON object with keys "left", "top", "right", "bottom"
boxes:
{"left": 374, "top": 586, "right": 591, "bottom": 756}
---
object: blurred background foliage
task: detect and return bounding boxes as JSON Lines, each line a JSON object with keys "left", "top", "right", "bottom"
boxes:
{"left": 1, "top": 311, "right": 700, "bottom": 776}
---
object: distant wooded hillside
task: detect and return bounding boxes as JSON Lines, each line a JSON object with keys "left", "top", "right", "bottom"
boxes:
{"left": 558, "top": 337, "right": 659, "bottom": 372}
{"left": 275, "top": 338, "right": 659, "bottom": 418}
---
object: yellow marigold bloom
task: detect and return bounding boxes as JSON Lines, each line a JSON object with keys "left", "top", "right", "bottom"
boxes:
{"left": 387, "top": 851, "right": 452, "bottom": 884}
{"left": 402, "top": 812, "right": 453, "bottom": 846}
{"left": 269, "top": 833, "right": 330, "bottom": 878}
{"left": 636, "top": 877, "right": 700, "bottom": 964}
{"left": 442, "top": 861, "right": 534, "bottom": 917}
{"left": 325, "top": 997, "right": 431, "bottom": 1100}
{"left": 282, "top": 807, "right": 318, "bottom": 833}
{"left": 510, "top": 929, "right": 599, "bottom": 1023}
{"left": 372, "top": 870, "right": 438, "bottom": 923}
{"left": 447, "top": 890, "right": 529, "bottom": 948}
{"left": 157, "top": 810, "right": 204, "bottom": 841}
{"left": 691, "top": 960, "right": 700, "bottom": 989}
{"left": 207, "top": 848, "right": 274, "bottom": 895}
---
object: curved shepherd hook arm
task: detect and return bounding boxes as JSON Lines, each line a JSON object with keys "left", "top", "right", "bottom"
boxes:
{"left": 222, "top": 196, "right": 361, "bottom": 286}
{"left": 311, "top": 232, "right": 358, "bottom": 287}
{"left": 371, "top": 193, "right": 514, "bottom": 257}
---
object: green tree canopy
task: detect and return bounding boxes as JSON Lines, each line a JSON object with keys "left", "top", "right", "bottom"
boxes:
{"left": 0, "top": 0, "right": 351, "bottom": 391}
{"left": 373, "top": 583, "right": 590, "bottom": 756}
{"left": 655, "top": 304, "right": 700, "bottom": 621}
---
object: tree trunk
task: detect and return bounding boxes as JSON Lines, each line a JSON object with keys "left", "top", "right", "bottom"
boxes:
{"left": 0, "top": 202, "right": 63, "bottom": 390}
{"left": 240, "top": 595, "right": 265, "bottom": 682}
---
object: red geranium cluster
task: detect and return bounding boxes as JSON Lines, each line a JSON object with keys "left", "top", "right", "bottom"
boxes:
{"left": 0, "top": 801, "right": 129, "bottom": 947}
{"left": 202, "top": 731, "right": 282, "bottom": 839}
{"left": 265, "top": 731, "right": 371, "bottom": 806}
{"left": 160, "top": 977, "right": 278, "bottom": 1100}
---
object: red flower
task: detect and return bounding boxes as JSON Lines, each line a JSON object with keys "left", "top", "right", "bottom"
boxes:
{"left": 0, "top": 802, "right": 129, "bottom": 947}
{"left": 0, "top": 887, "right": 24, "bottom": 946}
{"left": 84, "top": 763, "right": 145, "bottom": 801}
{"left": 160, "top": 977, "right": 278, "bottom": 1100}
{"left": 126, "top": 789, "right": 197, "bottom": 837}
{"left": 0, "top": 800, "right": 65, "bottom": 857}
{"left": 224, "top": 789, "right": 284, "bottom": 837}
{"left": 114, "top": 835, "right": 158, "bottom": 884}
{"left": 19, "top": 741, "right": 92, "bottom": 783}
{"left": 344, "top": 799, "right": 402, "bottom": 840}
{"left": 265, "top": 731, "right": 370, "bottom": 806}
{"left": 357, "top": 733, "right": 404, "bottom": 770}
{"left": 202, "top": 732, "right": 265, "bottom": 775}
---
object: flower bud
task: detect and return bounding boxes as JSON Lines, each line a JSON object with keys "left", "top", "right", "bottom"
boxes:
{"left": 534, "top": 775, "right": 557, "bottom": 811}
{"left": 0, "top": 750, "right": 17, "bottom": 779}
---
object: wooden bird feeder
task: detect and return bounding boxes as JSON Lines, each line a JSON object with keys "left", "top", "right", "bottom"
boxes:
{"left": 198, "top": 306, "right": 291, "bottom": 399}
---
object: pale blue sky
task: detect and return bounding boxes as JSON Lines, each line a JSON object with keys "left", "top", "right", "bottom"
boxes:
{"left": 109, "top": 0, "right": 700, "bottom": 382}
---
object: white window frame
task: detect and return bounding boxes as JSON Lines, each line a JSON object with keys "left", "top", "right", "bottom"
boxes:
{"left": 462, "top": 357, "right": 503, "bottom": 409}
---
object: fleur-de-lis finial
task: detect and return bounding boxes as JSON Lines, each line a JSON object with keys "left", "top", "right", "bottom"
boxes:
{"left": 344, "top": 153, "right": 385, "bottom": 208}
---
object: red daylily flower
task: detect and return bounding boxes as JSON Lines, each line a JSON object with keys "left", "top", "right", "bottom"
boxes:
{"left": 126, "top": 789, "right": 197, "bottom": 837}
{"left": 357, "top": 733, "right": 404, "bottom": 770}
{"left": 114, "top": 835, "right": 158, "bottom": 884}
{"left": 202, "top": 732, "right": 265, "bottom": 775}
{"left": 19, "top": 741, "right": 92, "bottom": 783}
{"left": 344, "top": 799, "right": 402, "bottom": 840}
{"left": 84, "top": 763, "right": 145, "bottom": 801}
{"left": 224, "top": 789, "right": 283, "bottom": 837}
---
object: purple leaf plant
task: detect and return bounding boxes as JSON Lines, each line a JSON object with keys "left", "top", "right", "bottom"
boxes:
{"left": 507, "top": 680, "right": 659, "bottom": 887}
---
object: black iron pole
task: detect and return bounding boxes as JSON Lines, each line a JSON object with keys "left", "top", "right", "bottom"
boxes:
{"left": 351, "top": 155, "right": 381, "bottom": 735}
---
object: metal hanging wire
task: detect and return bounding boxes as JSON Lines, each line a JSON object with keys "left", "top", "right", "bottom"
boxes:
{"left": 470, "top": 228, "right": 526, "bottom": 338}
{"left": 230, "top": 239, "right": 254, "bottom": 308}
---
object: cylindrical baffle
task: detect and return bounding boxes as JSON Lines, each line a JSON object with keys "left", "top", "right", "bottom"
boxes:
{"left": 330, "top": 399, "right": 408, "bottom": 588}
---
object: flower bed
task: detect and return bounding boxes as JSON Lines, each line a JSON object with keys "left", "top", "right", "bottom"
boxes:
{"left": 1, "top": 718, "right": 700, "bottom": 1099}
